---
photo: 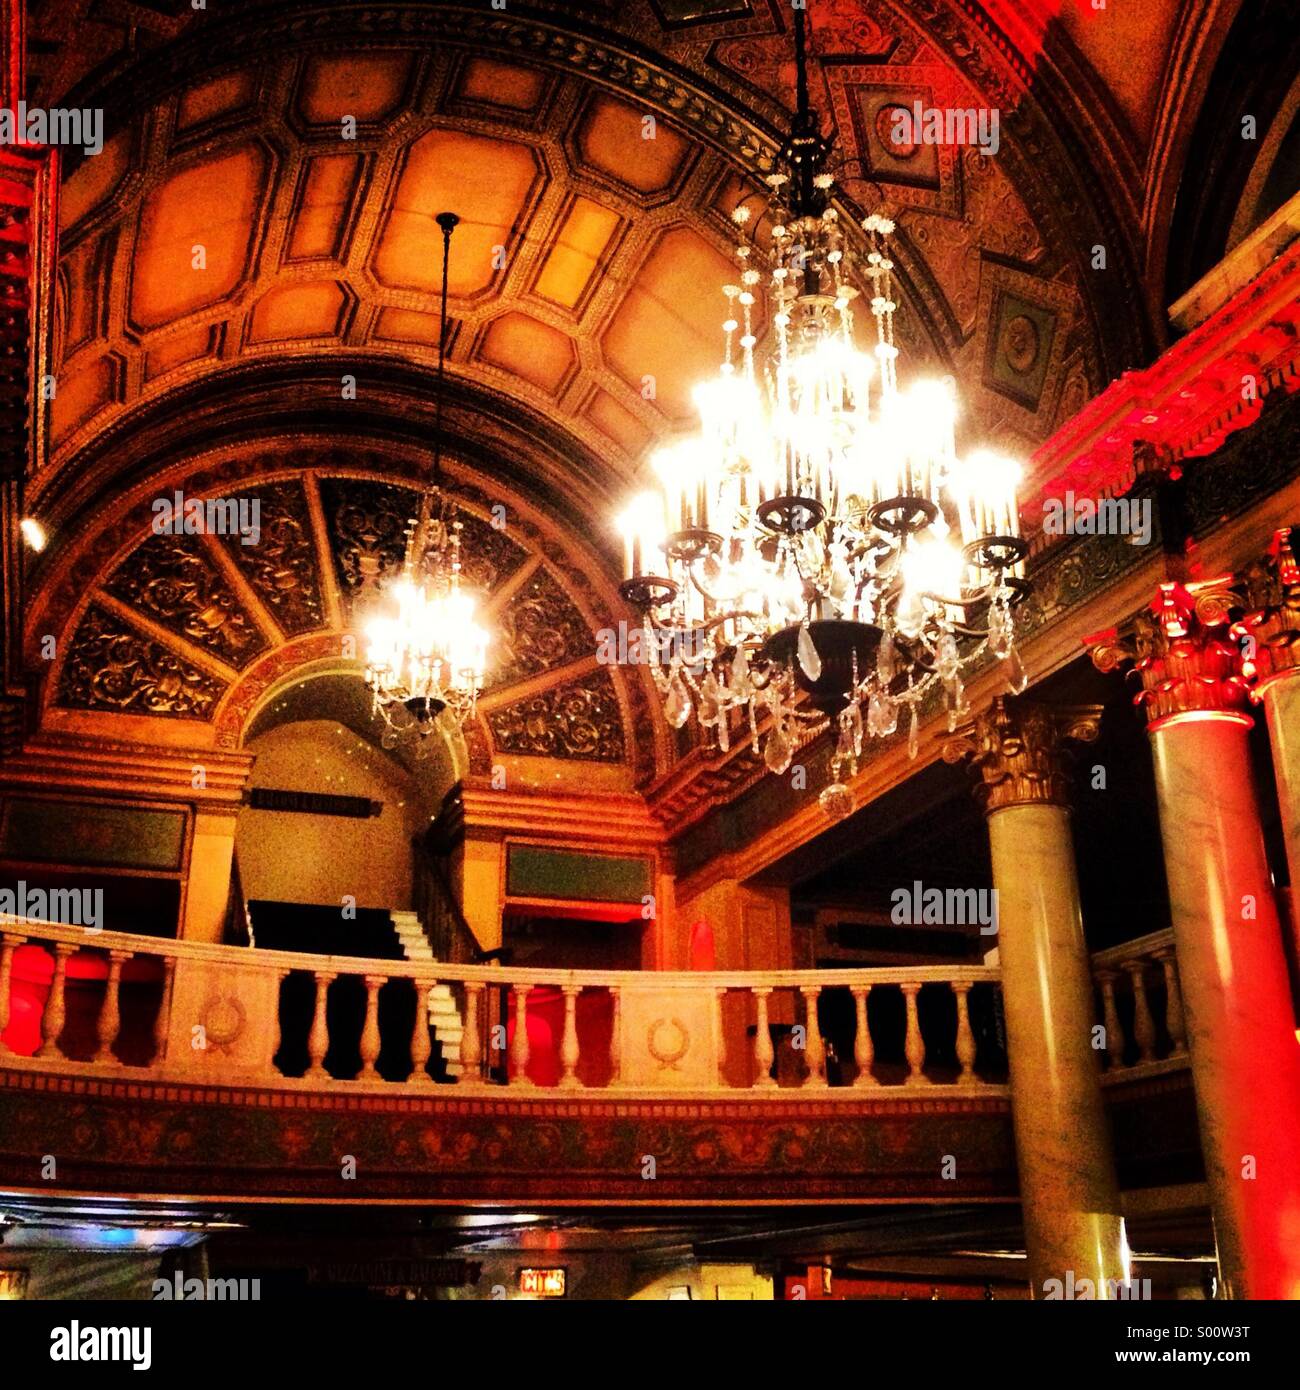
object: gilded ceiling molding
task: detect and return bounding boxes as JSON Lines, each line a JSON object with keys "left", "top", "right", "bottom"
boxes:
{"left": 27, "top": 362, "right": 623, "bottom": 568}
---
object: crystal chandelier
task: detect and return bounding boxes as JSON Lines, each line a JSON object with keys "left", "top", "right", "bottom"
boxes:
{"left": 363, "top": 211, "right": 489, "bottom": 751}
{"left": 615, "top": 12, "right": 1030, "bottom": 818}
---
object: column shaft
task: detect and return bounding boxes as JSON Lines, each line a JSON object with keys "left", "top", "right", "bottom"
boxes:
{"left": 988, "top": 801, "right": 1127, "bottom": 1297}
{"left": 1149, "top": 714, "right": 1300, "bottom": 1298}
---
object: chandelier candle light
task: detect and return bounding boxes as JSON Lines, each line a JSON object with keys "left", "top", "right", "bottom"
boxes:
{"left": 615, "top": 10, "right": 1029, "bottom": 819}
{"left": 363, "top": 211, "right": 489, "bottom": 750}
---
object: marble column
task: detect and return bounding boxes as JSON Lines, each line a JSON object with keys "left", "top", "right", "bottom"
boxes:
{"left": 1241, "top": 527, "right": 1300, "bottom": 967}
{"left": 1092, "top": 576, "right": 1300, "bottom": 1299}
{"left": 946, "top": 697, "right": 1128, "bottom": 1298}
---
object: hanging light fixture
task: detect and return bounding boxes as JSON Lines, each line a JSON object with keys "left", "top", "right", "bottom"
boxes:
{"left": 615, "top": 10, "right": 1030, "bottom": 818}
{"left": 363, "top": 211, "right": 488, "bottom": 751}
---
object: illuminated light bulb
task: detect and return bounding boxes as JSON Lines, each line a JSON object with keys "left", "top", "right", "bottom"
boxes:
{"left": 900, "top": 536, "right": 966, "bottom": 603}
{"left": 20, "top": 517, "right": 46, "bottom": 552}
{"left": 953, "top": 449, "right": 1023, "bottom": 544}
{"left": 617, "top": 492, "right": 667, "bottom": 579}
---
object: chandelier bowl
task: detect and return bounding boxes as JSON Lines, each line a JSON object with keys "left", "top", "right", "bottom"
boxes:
{"left": 762, "top": 619, "right": 881, "bottom": 714}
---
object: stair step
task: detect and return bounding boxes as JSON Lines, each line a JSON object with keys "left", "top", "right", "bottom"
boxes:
{"left": 391, "top": 911, "right": 465, "bottom": 1081}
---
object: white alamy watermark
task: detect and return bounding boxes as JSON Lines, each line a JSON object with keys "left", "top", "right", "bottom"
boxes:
{"left": 152, "top": 490, "right": 261, "bottom": 546}
{"left": 0, "top": 105, "right": 103, "bottom": 156}
{"left": 50, "top": 1323, "right": 151, "bottom": 1371}
{"left": 1043, "top": 1271, "right": 1151, "bottom": 1300}
{"left": 0, "top": 881, "right": 102, "bottom": 932}
{"left": 890, "top": 101, "right": 1000, "bottom": 158}
{"left": 890, "top": 880, "right": 998, "bottom": 935}
{"left": 152, "top": 1273, "right": 261, "bottom": 1300}
{"left": 595, "top": 621, "right": 708, "bottom": 670}
{"left": 1042, "top": 490, "right": 1152, "bottom": 545}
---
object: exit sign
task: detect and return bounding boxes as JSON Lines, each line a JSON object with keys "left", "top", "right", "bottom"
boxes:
{"left": 518, "top": 1267, "right": 566, "bottom": 1297}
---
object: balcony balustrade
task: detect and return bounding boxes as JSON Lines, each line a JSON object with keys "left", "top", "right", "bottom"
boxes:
{"left": 1090, "top": 929, "right": 1188, "bottom": 1078}
{"left": 0, "top": 916, "right": 1011, "bottom": 1095}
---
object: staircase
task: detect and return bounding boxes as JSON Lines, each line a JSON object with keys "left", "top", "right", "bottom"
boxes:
{"left": 391, "top": 910, "right": 465, "bottom": 1079}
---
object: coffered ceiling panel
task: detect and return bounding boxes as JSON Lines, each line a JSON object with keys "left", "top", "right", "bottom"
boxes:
{"left": 29, "top": 0, "right": 1212, "bottom": 523}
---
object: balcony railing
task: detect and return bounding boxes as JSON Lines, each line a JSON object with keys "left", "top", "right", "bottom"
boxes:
{"left": 0, "top": 916, "right": 1008, "bottom": 1095}
{"left": 1090, "top": 929, "right": 1188, "bottom": 1077}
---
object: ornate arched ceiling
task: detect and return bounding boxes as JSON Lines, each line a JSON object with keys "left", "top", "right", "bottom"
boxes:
{"left": 15, "top": 0, "right": 1261, "bottom": 811}
{"left": 25, "top": 0, "right": 1240, "bottom": 536}
{"left": 25, "top": 439, "right": 666, "bottom": 792}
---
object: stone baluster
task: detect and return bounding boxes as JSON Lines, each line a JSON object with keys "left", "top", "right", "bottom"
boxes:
{"left": 1123, "top": 957, "right": 1157, "bottom": 1063}
{"left": 0, "top": 932, "right": 23, "bottom": 1056}
{"left": 510, "top": 985, "right": 533, "bottom": 1087}
{"left": 799, "top": 985, "right": 826, "bottom": 1088}
{"left": 608, "top": 986, "right": 622, "bottom": 1088}
{"left": 358, "top": 975, "right": 384, "bottom": 1080}
{"left": 461, "top": 982, "right": 484, "bottom": 1083}
{"left": 850, "top": 984, "right": 875, "bottom": 1088}
{"left": 901, "top": 982, "right": 924, "bottom": 1085}
{"left": 306, "top": 971, "right": 334, "bottom": 1079}
{"left": 94, "top": 951, "right": 130, "bottom": 1065}
{"left": 1154, "top": 947, "right": 1187, "bottom": 1056}
{"left": 153, "top": 956, "right": 175, "bottom": 1066}
{"left": 410, "top": 977, "right": 433, "bottom": 1085}
{"left": 751, "top": 986, "right": 776, "bottom": 1089}
{"left": 1095, "top": 969, "right": 1126, "bottom": 1069}
{"left": 953, "top": 981, "right": 977, "bottom": 1086}
{"left": 37, "top": 943, "right": 75, "bottom": 1059}
{"left": 714, "top": 987, "right": 729, "bottom": 1088}
{"left": 267, "top": 968, "right": 288, "bottom": 1076}
{"left": 560, "top": 985, "right": 582, "bottom": 1089}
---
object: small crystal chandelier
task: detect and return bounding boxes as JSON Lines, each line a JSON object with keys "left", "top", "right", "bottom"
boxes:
{"left": 615, "top": 11, "right": 1030, "bottom": 819}
{"left": 363, "top": 211, "right": 488, "bottom": 751}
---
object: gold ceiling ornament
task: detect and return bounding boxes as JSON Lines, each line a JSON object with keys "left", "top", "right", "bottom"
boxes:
{"left": 943, "top": 696, "right": 1103, "bottom": 814}
{"left": 1087, "top": 577, "right": 1251, "bottom": 728}
{"left": 362, "top": 212, "right": 489, "bottom": 752}
{"left": 614, "top": 7, "right": 1030, "bottom": 821}
{"left": 1236, "top": 526, "right": 1300, "bottom": 689}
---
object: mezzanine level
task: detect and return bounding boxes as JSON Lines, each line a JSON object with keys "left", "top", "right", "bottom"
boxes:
{"left": 0, "top": 918, "right": 1199, "bottom": 1206}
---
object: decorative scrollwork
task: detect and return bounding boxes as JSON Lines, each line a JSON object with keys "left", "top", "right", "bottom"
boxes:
{"left": 487, "top": 566, "right": 591, "bottom": 690}
{"left": 1088, "top": 579, "right": 1250, "bottom": 725}
{"left": 321, "top": 480, "right": 528, "bottom": 599}
{"left": 58, "top": 605, "right": 227, "bottom": 718}
{"left": 105, "top": 534, "right": 266, "bottom": 668}
{"left": 487, "top": 669, "right": 625, "bottom": 762}
{"left": 217, "top": 482, "right": 325, "bottom": 635}
{"left": 1236, "top": 528, "right": 1300, "bottom": 686}
{"left": 944, "top": 696, "right": 1102, "bottom": 812}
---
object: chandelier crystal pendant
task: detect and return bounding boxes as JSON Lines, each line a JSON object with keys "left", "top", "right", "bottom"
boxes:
{"left": 363, "top": 211, "right": 489, "bottom": 752}
{"left": 615, "top": 10, "right": 1030, "bottom": 818}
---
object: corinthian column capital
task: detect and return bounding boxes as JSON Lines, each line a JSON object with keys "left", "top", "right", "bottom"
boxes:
{"left": 943, "top": 696, "right": 1102, "bottom": 814}
{"left": 1086, "top": 577, "right": 1251, "bottom": 728}
{"left": 1237, "top": 526, "right": 1300, "bottom": 689}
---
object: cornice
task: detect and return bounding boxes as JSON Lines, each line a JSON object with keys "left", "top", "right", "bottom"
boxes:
{"left": 1023, "top": 238, "right": 1300, "bottom": 520}
{"left": 0, "top": 731, "right": 253, "bottom": 804}
{"left": 459, "top": 782, "right": 667, "bottom": 852}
